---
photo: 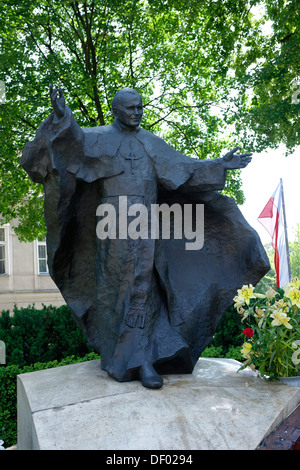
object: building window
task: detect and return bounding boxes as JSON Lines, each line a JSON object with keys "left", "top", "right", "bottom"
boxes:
{"left": 0, "top": 225, "right": 11, "bottom": 275}
{"left": 0, "top": 227, "right": 8, "bottom": 274}
{"left": 37, "top": 240, "right": 49, "bottom": 274}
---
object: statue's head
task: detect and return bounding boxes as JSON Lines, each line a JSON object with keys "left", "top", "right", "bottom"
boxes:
{"left": 112, "top": 88, "right": 143, "bottom": 130}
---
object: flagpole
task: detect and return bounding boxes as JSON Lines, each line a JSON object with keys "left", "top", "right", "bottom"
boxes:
{"left": 280, "top": 178, "right": 292, "bottom": 282}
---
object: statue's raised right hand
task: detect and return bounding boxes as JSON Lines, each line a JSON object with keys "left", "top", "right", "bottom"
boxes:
{"left": 49, "top": 85, "right": 66, "bottom": 118}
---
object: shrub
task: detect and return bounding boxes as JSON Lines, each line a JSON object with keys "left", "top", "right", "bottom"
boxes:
{"left": 201, "top": 345, "right": 224, "bottom": 357}
{"left": 209, "top": 305, "right": 244, "bottom": 354}
{"left": 0, "top": 304, "right": 92, "bottom": 367}
{"left": 224, "top": 345, "right": 243, "bottom": 361}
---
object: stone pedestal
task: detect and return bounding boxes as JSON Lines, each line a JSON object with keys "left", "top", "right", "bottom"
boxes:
{"left": 17, "top": 358, "right": 300, "bottom": 450}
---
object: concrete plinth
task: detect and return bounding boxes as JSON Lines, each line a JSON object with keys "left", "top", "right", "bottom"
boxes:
{"left": 17, "top": 358, "right": 300, "bottom": 450}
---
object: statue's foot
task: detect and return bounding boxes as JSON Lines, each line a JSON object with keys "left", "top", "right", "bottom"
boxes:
{"left": 139, "top": 362, "right": 163, "bottom": 389}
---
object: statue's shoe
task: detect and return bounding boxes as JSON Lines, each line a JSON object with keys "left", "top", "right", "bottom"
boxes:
{"left": 139, "top": 362, "right": 163, "bottom": 389}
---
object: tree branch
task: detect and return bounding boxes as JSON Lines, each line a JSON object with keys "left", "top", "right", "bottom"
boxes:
{"left": 128, "top": 29, "right": 135, "bottom": 81}
{"left": 147, "top": 103, "right": 212, "bottom": 129}
{"left": 163, "top": 118, "right": 201, "bottom": 157}
{"left": 16, "top": 115, "right": 38, "bottom": 130}
{"left": 70, "top": 2, "right": 105, "bottom": 125}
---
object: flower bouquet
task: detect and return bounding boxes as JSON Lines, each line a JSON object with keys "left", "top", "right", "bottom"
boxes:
{"left": 233, "top": 278, "right": 300, "bottom": 380}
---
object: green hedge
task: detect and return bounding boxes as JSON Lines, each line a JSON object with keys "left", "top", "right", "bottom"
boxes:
{"left": 0, "top": 304, "right": 92, "bottom": 367}
{"left": 209, "top": 305, "right": 244, "bottom": 355}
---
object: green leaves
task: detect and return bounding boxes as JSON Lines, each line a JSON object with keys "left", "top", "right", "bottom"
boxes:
{"left": 233, "top": 0, "right": 300, "bottom": 154}
{"left": 1, "top": 0, "right": 298, "bottom": 239}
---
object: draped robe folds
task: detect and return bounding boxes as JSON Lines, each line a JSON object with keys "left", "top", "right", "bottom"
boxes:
{"left": 21, "top": 106, "right": 270, "bottom": 381}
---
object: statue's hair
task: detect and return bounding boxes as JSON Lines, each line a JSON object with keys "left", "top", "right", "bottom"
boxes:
{"left": 112, "top": 88, "right": 142, "bottom": 110}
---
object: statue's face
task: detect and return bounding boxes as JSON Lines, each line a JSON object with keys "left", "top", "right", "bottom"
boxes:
{"left": 114, "top": 93, "right": 143, "bottom": 129}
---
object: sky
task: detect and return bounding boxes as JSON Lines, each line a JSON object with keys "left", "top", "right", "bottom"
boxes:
{"left": 239, "top": 145, "right": 299, "bottom": 245}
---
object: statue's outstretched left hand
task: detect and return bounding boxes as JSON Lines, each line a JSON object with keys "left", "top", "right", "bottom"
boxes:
{"left": 222, "top": 146, "right": 252, "bottom": 169}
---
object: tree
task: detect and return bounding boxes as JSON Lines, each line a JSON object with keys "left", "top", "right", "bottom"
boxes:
{"left": 231, "top": 0, "right": 300, "bottom": 154}
{"left": 0, "top": 0, "right": 298, "bottom": 240}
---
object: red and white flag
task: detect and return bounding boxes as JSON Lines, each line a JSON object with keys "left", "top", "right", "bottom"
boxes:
{"left": 258, "top": 180, "right": 291, "bottom": 288}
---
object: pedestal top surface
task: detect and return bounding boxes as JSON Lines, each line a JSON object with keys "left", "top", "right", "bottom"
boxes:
{"left": 17, "top": 358, "right": 300, "bottom": 450}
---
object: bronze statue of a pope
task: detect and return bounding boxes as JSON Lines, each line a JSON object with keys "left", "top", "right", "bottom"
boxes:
{"left": 21, "top": 87, "right": 269, "bottom": 388}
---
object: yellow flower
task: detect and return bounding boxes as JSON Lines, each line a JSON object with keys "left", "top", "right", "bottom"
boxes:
{"left": 272, "top": 299, "right": 289, "bottom": 313}
{"left": 236, "top": 284, "right": 255, "bottom": 306}
{"left": 285, "top": 286, "right": 300, "bottom": 308}
{"left": 277, "top": 299, "right": 287, "bottom": 307}
{"left": 255, "top": 307, "right": 264, "bottom": 317}
{"left": 241, "top": 342, "right": 252, "bottom": 358}
{"left": 254, "top": 307, "right": 265, "bottom": 328}
{"left": 234, "top": 304, "right": 249, "bottom": 321}
{"left": 284, "top": 278, "right": 300, "bottom": 306}
{"left": 289, "top": 278, "right": 300, "bottom": 288}
{"left": 234, "top": 285, "right": 266, "bottom": 310}
{"left": 237, "top": 306, "right": 245, "bottom": 314}
{"left": 270, "top": 310, "right": 293, "bottom": 329}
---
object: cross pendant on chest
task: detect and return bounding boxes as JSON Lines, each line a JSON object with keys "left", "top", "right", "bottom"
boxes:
{"left": 123, "top": 141, "right": 143, "bottom": 175}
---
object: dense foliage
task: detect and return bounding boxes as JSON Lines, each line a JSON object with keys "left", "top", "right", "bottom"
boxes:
{"left": 209, "top": 305, "right": 244, "bottom": 353}
{"left": 1, "top": 0, "right": 299, "bottom": 240}
{"left": 0, "top": 304, "right": 92, "bottom": 366}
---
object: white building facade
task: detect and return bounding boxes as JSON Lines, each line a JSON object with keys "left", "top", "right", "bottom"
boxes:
{"left": 0, "top": 223, "right": 64, "bottom": 312}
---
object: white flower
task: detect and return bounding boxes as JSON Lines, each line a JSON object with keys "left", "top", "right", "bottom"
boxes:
{"left": 0, "top": 440, "right": 5, "bottom": 450}
{"left": 292, "top": 340, "right": 300, "bottom": 366}
{"left": 270, "top": 310, "right": 293, "bottom": 329}
{"left": 265, "top": 287, "right": 277, "bottom": 299}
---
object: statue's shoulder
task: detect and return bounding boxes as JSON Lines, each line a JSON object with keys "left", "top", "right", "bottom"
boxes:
{"left": 83, "top": 124, "right": 116, "bottom": 135}
{"left": 138, "top": 127, "right": 165, "bottom": 144}
{"left": 138, "top": 127, "right": 172, "bottom": 152}
{"left": 138, "top": 127, "right": 157, "bottom": 136}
